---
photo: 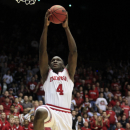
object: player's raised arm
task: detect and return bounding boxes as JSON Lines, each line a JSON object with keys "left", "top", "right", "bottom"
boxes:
{"left": 62, "top": 13, "right": 77, "bottom": 82}
{"left": 39, "top": 10, "right": 51, "bottom": 81}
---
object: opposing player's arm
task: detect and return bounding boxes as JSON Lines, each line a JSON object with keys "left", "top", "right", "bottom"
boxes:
{"left": 62, "top": 13, "right": 77, "bottom": 82}
{"left": 39, "top": 10, "right": 51, "bottom": 82}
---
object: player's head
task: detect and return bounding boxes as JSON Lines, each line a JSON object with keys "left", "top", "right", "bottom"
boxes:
{"left": 50, "top": 56, "right": 64, "bottom": 72}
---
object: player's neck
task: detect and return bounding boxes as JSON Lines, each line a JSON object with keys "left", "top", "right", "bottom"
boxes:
{"left": 53, "top": 68, "right": 64, "bottom": 74}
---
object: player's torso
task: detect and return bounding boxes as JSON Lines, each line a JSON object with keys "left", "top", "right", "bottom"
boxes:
{"left": 43, "top": 68, "right": 74, "bottom": 109}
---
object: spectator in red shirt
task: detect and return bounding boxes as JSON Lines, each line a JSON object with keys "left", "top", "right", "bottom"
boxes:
{"left": 106, "top": 105, "right": 117, "bottom": 130}
{"left": 91, "top": 116, "right": 103, "bottom": 130}
{"left": 88, "top": 84, "right": 99, "bottom": 111}
{"left": 109, "top": 95, "right": 118, "bottom": 107}
{"left": 124, "top": 82, "right": 130, "bottom": 96}
{"left": 111, "top": 78, "right": 120, "bottom": 93}
{"left": 74, "top": 92, "right": 84, "bottom": 109}
{"left": 79, "top": 86, "right": 84, "bottom": 99}
{"left": 115, "top": 122, "right": 125, "bottom": 130}
{"left": 8, "top": 88, "right": 15, "bottom": 103}
{"left": 0, "top": 105, "right": 4, "bottom": 119}
{"left": 23, "top": 119, "right": 32, "bottom": 130}
{"left": 35, "top": 78, "right": 45, "bottom": 103}
{"left": 15, "top": 117, "right": 23, "bottom": 130}
{"left": 0, "top": 91, "right": 10, "bottom": 104}
{"left": 0, "top": 112, "right": 9, "bottom": 128}
{"left": 13, "top": 97, "right": 23, "bottom": 115}
{"left": 1, "top": 96, "right": 12, "bottom": 114}
{"left": 102, "top": 111, "right": 110, "bottom": 130}
{"left": 121, "top": 99, "right": 130, "bottom": 118}
{"left": 81, "top": 122, "right": 91, "bottom": 130}
{"left": 29, "top": 115, "right": 34, "bottom": 129}
{"left": 6, "top": 105, "right": 19, "bottom": 119}
{"left": 114, "top": 86, "right": 122, "bottom": 98}
{"left": 26, "top": 77, "right": 37, "bottom": 100}
{"left": 2, "top": 115, "right": 16, "bottom": 130}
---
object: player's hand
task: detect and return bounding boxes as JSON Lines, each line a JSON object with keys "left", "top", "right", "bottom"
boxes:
{"left": 44, "top": 9, "right": 52, "bottom": 27}
{"left": 62, "top": 12, "right": 68, "bottom": 29}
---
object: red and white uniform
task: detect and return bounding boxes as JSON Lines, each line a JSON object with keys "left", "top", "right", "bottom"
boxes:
{"left": 35, "top": 68, "right": 74, "bottom": 130}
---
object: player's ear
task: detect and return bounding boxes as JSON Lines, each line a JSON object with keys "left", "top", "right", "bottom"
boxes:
{"left": 62, "top": 64, "right": 65, "bottom": 69}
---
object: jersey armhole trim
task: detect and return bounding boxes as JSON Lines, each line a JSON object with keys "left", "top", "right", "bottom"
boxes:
{"left": 44, "top": 106, "right": 52, "bottom": 124}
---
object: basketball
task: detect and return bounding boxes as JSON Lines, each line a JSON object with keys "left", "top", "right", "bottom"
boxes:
{"left": 49, "top": 5, "right": 67, "bottom": 24}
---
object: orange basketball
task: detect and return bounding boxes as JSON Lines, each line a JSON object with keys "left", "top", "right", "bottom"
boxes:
{"left": 49, "top": 5, "right": 67, "bottom": 24}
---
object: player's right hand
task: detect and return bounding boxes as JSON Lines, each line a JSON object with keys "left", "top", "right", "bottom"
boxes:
{"left": 44, "top": 9, "right": 52, "bottom": 27}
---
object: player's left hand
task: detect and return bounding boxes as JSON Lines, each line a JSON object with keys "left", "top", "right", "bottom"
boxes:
{"left": 62, "top": 12, "right": 68, "bottom": 28}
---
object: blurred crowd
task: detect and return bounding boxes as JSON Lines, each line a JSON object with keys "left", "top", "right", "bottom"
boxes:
{"left": 0, "top": 2, "right": 130, "bottom": 130}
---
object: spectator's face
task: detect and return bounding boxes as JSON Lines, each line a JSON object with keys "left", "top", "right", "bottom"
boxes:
{"left": 15, "top": 118, "right": 20, "bottom": 125}
{"left": 83, "top": 114, "right": 87, "bottom": 118}
{"left": 122, "top": 116, "right": 126, "bottom": 121}
{"left": 105, "top": 88, "right": 108, "bottom": 92}
{"left": 0, "top": 105, "right": 3, "bottom": 111}
{"left": 31, "top": 116, "right": 34, "bottom": 122}
{"left": 128, "top": 91, "right": 130, "bottom": 96}
{"left": 10, "top": 106, "right": 15, "bottom": 112}
{"left": 18, "top": 97, "right": 22, "bottom": 102}
{"left": 96, "top": 82, "right": 100, "bottom": 87}
{"left": 94, "top": 114, "right": 97, "bottom": 120}
{"left": 100, "top": 93, "right": 103, "bottom": 98}
{"left": 85, "top": 90, "right": 88, "bottom": 94}
{"left": 24, "top": 96, "right": 28, "bottom": 102}
{"left": 108, "top": 106, "right": 112, "bottom": 110}
{"left": 78, "top": 116, "right": 82, "bottom": 122}
{"left": 35, "top": 74, "right": 38, "bottom": 79}
{"left": 92, "top": 85, "right": 95, "bottom": 90}
{"left": 72, "top": 111, "right": 76, "bottom": 116}
{"left": 9, "top": 90, "right": 13, "bottom": 94}
{"left": 39, "top": 101, "right": 43, "bottom": 106}
{"left": 31, "top": 77, "right": 35, "bottom": 82}
{"left": 116, "top": 86, "right": 119, "bottom": 91}
{"left": 116, "top": 102, "right": 120, "bottom": 106}
{"left": 117, "top": 123, "right": 121, "bottom": 128}
{"left": 4, "top": 91, "right": 9, "bottom": 96}
{"left": 15, "top": 98, "right": 18, "bottom": 104}
{"left": 76, "top": 93, "right": 80, "bottom": 98}
{"left": 102, "top": 112, "right": 106, "bottom": 117}
{"left": 93, "top": 78, "right": 96, "bottom": 82}
{"left": 24, "top": 120, "right": 29, "bottom": 126}
{"left": 85, "top": 98, "right": 89, "bottom": 102}
{"left": 98, "top": 116, "right": 101, "bottom": 122}
{"left": 125, "top": 100, "right": 128, "bottom": 105}
{"left": 114, "top": 96, "right": 117, "bottom": 100}
{"left": 117, "top": 116, "right": 121, "bottom": 121}
{"left": 126, "top": 123, "right": 130, "bottom": 128}
{"left": 29, "top": 96, "right": 33, "bottom": 101}
{"left": 1, "top": 113, "right": 6, "bottom": 119}
{"left": 5, "top": 98, "right": 9, "bottom": 103}
{"left": 34, "top": 102, "right": 39, "bottom": 108}
{"left": 19, "top": 92, "right": 23, "bottom": 97}
{"left": 79, "top": 87, "right": 83, "bottom": 91}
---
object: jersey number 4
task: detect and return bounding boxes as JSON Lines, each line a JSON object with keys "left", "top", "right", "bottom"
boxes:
{"left": 56, "top": 84, "right": 64, "bottom": 95}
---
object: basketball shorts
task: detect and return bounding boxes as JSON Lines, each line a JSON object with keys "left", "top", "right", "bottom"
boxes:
{"left": 35, "top": 104, "right": 72, "bottom": 130}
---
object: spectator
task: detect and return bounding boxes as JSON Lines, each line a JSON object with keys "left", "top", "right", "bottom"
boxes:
{"left": 109, "top": 95, "right": 118, "bottom": 107}
{"left": 28, "top": 115, "right": 34, "bottom": 129}
{"left": 2, "top": 115, "right": 16, "bottom": 130}
{"left": 30, "top": 100, "right": 39, "bottom": 115}
{"left": 104, "top": 87, "right": 114, "bottom": 99}
{"left": 1, "top": 63, "right": 9, "bottom": 75}
{"left": 126, "top": 123, "right": 130, "bottom": 130}
{"left": 19, "top": 109, "right": 28, "bottom": 125}
{"left": 88, "top": 84, "right": 99, "bottom": 111}
{"left": 126, "top": 91, "right": 130, "bottom": 106}
{"left": 1, "top": 96, "right": 12, "bottom": 114}
{"left": 71, "top": 94, "right": 77, "bottom": 111}
{"left": 0, "top": 112, "right": 8, "bottom": 127}
{"left": 95, "top": 93, "right": 108, "bottom": 111}
{"left": 38, "top": 100, "right": 43, "bottom": 106}
{"left": 75, "top": 116, "right": 85, "bottom": 130}
{"left": 112, "top": 101, "right": 123, "bottom": 117}
{"left": 1, "top": 79, "right": 8, "bottom": 95}
{"left": 72, "top": 110, "right": 77, "bottom": 130}
{"left": 13, "top": 97, "right": 23, "bottom": 115}
{"left": 35, "top": 78, "right": 45, "bottom": 102}
{"left": 107, "top": 93, "right": 113, "bottom": 104}
{"left": 114, "top": 86, "right": 122, "bottom": 97}
{"left": 120, "top": 115, "right": 128, "bottom": 129}
{"left": 91, "top": 116, "right": 103, "bottom": 130}
{"left": 15, "top": 117, "right": 23, "bottom": 130}
{"left": 0, "top": 105, "right": 4, "bottom": 119}
{"left": 26, "top": 77, "right": 37, "bottom": 100}
{"left": 21, "top": 96, "right": 33, "bottom": 111}
{"left": 26, "top": 72, "right": 33, "bottom": 83}
{"left": 22, "top": 119, "right": 32, "bottom": 130}
{"left": 81, "top": 122, "right": 91, "bottom": 130}
{"left": 115, "top": 122, "right": 125, "bottom": 130}
{"left": 3, "top": 70, "right": 13, "bottom": 85}
{"left": 121, "top": 99, "right": 130, "bottom": 119}
{"left": 102, "top": 111, "right": 110, "bottom": 130}
{"left": 82, "top": 97, "right": 91, "bottom": 113}
{"left": 8, "top": 88, "right": 15, "bottom": 103}
{"left": 28, "top": 96, "right": 33, "bottom": 103}
{"left": 106, "top": 105, "right": 118, "bottom": 130}
{"left": 74, "top": 92, "right": 84, "bottom": 109}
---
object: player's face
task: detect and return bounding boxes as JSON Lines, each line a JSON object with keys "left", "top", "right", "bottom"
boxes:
{"left": 50, "top": 56, "right": 64, "bottom": 71}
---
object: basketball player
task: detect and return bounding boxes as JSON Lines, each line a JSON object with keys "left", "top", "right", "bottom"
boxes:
{"left": 34, "top": 9, "right": 77, "bottom": 130}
